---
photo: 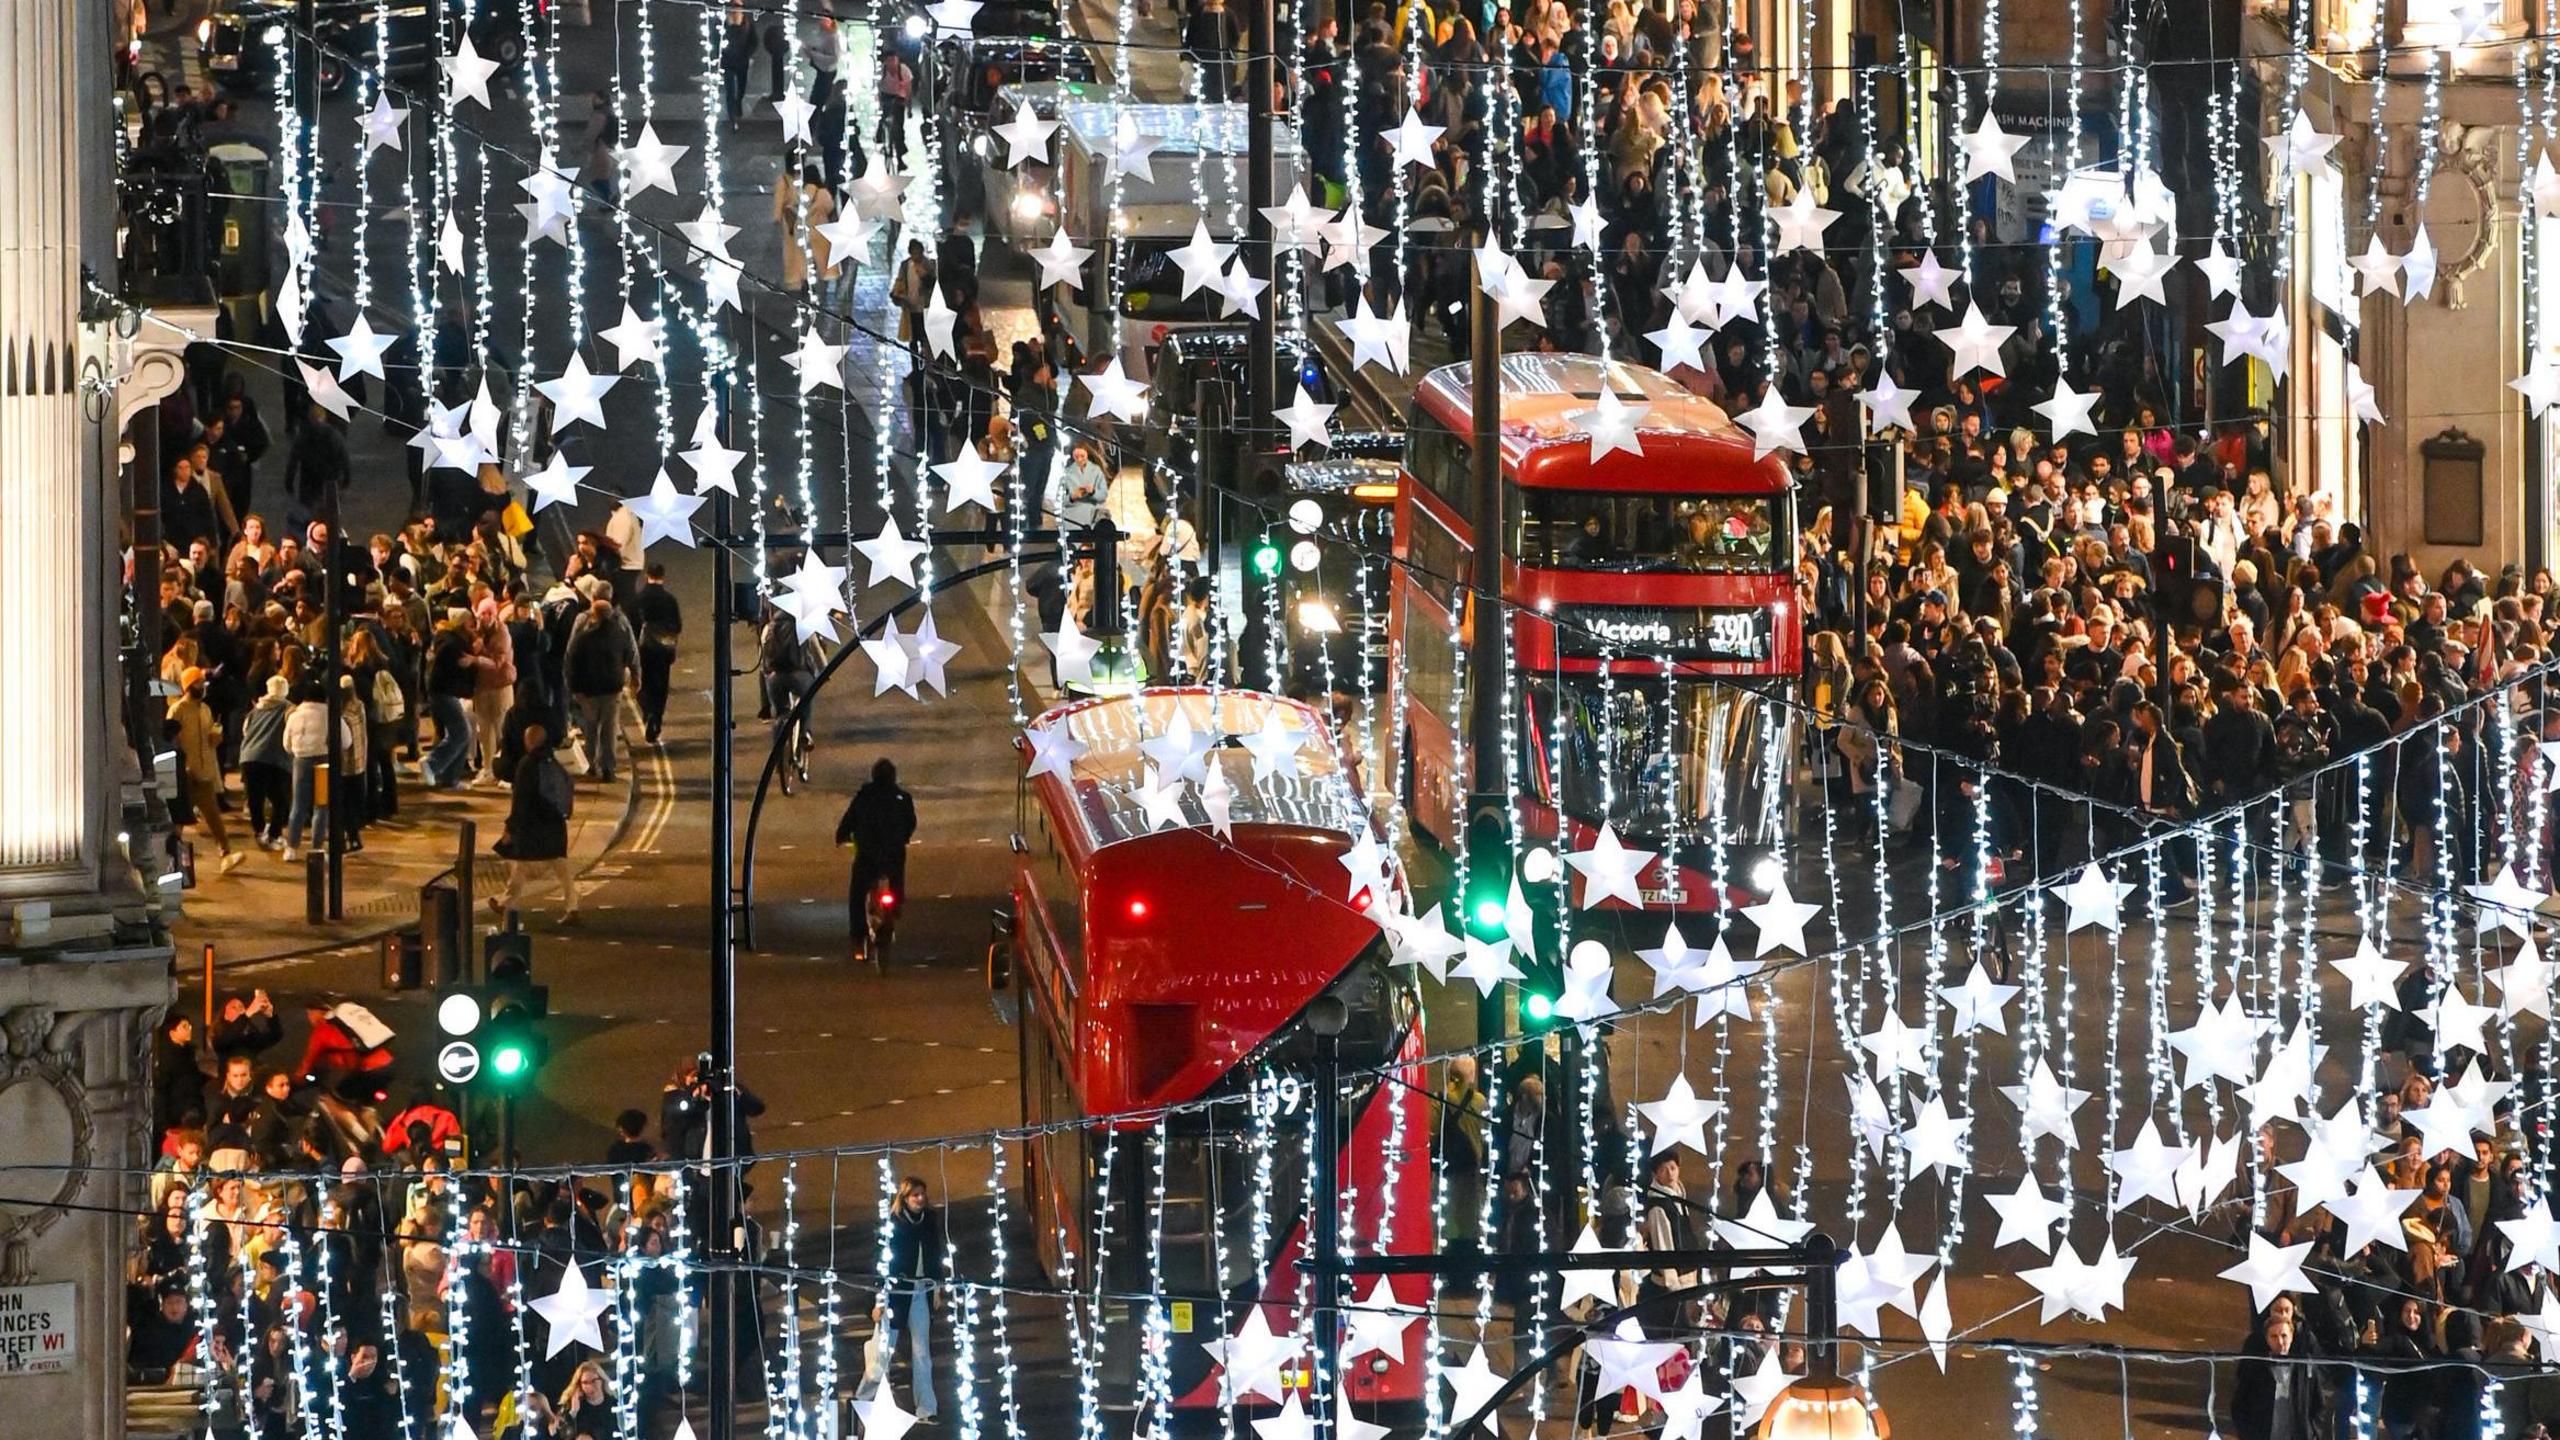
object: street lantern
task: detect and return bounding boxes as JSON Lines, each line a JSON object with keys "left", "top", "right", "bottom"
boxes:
{"left": 1754, "top": 1365, "right": 1889, "bottom": 1440}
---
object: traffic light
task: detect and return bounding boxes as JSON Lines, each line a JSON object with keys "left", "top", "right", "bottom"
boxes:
{"left": 1248, "top": 534, "right": 1284, "bottom": 579}
{"left": 479, "top": 949, "right": 551, "bottom": 1089}
{"left": 432, "top": 939, "right": 551, "bottom": 1090}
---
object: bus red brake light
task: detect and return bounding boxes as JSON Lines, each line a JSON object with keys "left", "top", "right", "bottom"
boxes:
{"left": 1127, "top": 898, "right": 1149, "bottom": 919}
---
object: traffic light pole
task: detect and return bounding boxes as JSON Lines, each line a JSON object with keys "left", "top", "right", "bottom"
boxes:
{"left": 1308, "top": 1010, "right": 1345, "bottom": 1440}
{"left": 293, "top": 0, "right": 345, "bottom": 920}
{"left": 1464, "top": 251, "right": 1507, "bottom": 1053}
{"left": 706, "top": 408, "right": 742, "bottom": 1439}
{"left": 1243, "top": 0, "right": 1279, "bottom": 461}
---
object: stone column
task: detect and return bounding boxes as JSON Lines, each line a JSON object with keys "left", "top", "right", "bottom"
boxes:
{"left": 0, "top": 0, "right": 118, "bottom": 899}
{"left": 0, "top": 0, "right": 182, "bottom": 1437}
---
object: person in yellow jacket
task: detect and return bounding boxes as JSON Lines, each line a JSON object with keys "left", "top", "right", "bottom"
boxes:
{"left": 1894, "top": 480, "right": 1930, "bottom": 564}
{"left": 170, "top": 666, "right": 244, "bottom": 873}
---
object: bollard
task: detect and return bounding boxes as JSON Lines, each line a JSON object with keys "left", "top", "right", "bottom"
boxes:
{"left": 304, "top": 849, "right": 326, "bottom": 924}
{"left": 455, "top": 819, "right": 477, "bottom": 965}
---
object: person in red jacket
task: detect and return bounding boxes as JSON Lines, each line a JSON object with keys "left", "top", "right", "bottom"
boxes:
{"left": 382, "top": 1094, "right": 463, "bottom": 1159}
{"left": 295, "top": 1001, "right": 395, "bottom": 1102}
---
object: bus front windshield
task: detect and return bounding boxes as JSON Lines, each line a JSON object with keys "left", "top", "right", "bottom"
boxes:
{"left": 1515, "top": 489, "right": 1789, "bottom": 574}
{"left": 1529, "top": 676, "right": 1793, "bottom": 843}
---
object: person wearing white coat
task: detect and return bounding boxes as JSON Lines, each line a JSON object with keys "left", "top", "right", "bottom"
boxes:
{"left": 281, "top": 684, "right": 355, "bottom": 860}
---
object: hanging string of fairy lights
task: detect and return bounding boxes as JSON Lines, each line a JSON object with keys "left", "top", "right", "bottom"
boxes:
{"left": 1668, "top": 5, "right": 1701, "bottom": 260}
{"left": 1952, "top": 0, "right": 1992, "bottom": 291}
{"left": 1573, "top": 18, "right": 1611, "bottom": 360}
{"left": 2271, "top": 0, "right": 2313, "bottom": 289}
{"left": 2045, "top": 0, "right": 2079, "bottom": 366}
{"left": 1390, "top": 2, "right": 1423, "bottom": 297}
{"left": 506, "top": 0, "right": 552, "bottom": 460}
{"left": 947, "top": 1156, "right": 990, "bottom": 1440}
{"left": 270, "top": 24, "right": 306, "bottom": 347}
{"left": 1141, "top": 1121, "right": 1177, "bottom": 1440}
{"left": 1101, "top": 0, "right": 1139, "bottom": 317}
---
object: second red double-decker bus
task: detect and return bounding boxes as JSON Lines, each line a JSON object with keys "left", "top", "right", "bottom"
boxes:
{"left": 1390, "top": 354, "right": 1803, "bottom": 909}
{"left": 1007, "top": 687, "right": 1431, "bottom": 1420}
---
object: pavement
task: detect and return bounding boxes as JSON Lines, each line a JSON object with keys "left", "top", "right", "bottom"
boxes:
{"left": 170, "top": 712, "right": 643, "bottom": 966}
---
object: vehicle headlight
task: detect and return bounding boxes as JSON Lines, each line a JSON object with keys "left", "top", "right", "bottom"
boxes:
{"left": 1010, "top": 191, "right": 1045, "bottom": 221}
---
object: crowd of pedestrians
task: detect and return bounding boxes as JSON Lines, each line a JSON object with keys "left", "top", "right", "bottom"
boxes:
{"left": 130, "top": 985, "right": 951, "bottom": 1440}
{"left": 143, "top": 340, "right": 676, "bottom": 913}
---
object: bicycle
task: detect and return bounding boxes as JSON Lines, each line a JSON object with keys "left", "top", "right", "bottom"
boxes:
{"left": 859, "top": 875, "right": 900, "bottom": 974}
{"left": 775, "top": 707, "right": 814, "bottom": 795}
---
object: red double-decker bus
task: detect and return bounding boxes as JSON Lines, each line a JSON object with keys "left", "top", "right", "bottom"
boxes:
{"left": 1390, "top": 354, "right": 1802, "bottom": 909}
{"left": 1008, "top": 688, "right": 1431, "bottom": 1417}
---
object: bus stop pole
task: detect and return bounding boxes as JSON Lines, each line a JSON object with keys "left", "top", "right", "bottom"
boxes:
{"left": 1464, "top": 253, "right": 1508, "bottom": 1055}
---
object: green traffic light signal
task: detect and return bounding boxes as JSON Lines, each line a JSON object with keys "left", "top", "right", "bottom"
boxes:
{"left": 490, "top": 1042, "right": 530, "bottom": 1079}
{"left": 1522, "top": 991, "right": 1556, "bottom": 1024}
{"left": 1250, "top": 539, "right": 1283, "bottom": 577}
{"left": 1462, "top": 811, "right": 1513, "bottom": 940}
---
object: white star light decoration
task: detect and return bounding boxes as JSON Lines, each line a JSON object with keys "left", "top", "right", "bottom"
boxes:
{"left": 1045, "top": 612, "right": 1103, "bottom": 686}
{"left": 597, "top": 302, "right": 667, "bottom": 374}
{"left": 854, "top": 515, "right": 932, "bottom": 589}
{"left": 1935, "top": 302, "right": 2015, "bottom": 378}
{"left": 442, "top": 35, "right": 501, "bottom": 109}
{"left": 1735, "top": 389, "right": 1815, "bottom": 459}
{"left": 1958, "top": 111, "right": 2031, "bottom": 183}
{"left": 1859, "top": 373, "right": 1918, "bottom": 435}
{"left": 993, "top": 101, "right": 1060, "bottom": 168}
{"left": 1474, "top": 243, "right": 1554, "bottom": 331}
{"left": 615, "top": 123, "right": 688, "bottom": 196}
{"left": 358, "top": 93, "right": 407, "bottom": 156}
{"left": 529, "top": 1261, "right": 613, "bottom": 1358}
{"left": 1024, "top": 724, "right": 1087, "bottom": 780}
{"left": 1769, "top": 187, "right": 1839, "bottom": 254}
{"left": 1739, "top": 876, "right": 1821, "bottom": 956}
{"left": 1277, "top": 386, "right": 1336, "bottom": 452}
{"left": 1080, "top": 358, "right": 1150, "bottom": 422}
{"left": 1564, "top": 823, "right": 1654, "bottom": 909}
{"left": 680, "top": 408, "right": 746, "bottom": 496}
{"left": 325, "top": 315, "right": 396, "bottom": 382}
{"left": 933, "top": 446, "right": 1006, "bottom": 515}
{"left": 772, "top": 554, "right": 849, "bottom": 644}
{"left": 1902, "top": 251, "right": 1959, "bottom": 310}
{"left": 1344, "top": 298, "right": 1412, "bottom": 374}
{"left": 536, "top": 354, "right": 618, "bottom": 430}
{"left": 1637, "top": 1073, "right": 1723, "bottom": 1157}
{"left": 1578, "top": 389, "right": 1649, "bottom": 461}
{"left": 1032, "top": 229, "right": 1092, "bottom": 292}
{"left": 1204, "top": 1307, "right": 1301, "bottom": 1404}
{"left": 625, "top": 472, "right": 706, "bottom": 551}
{"left": 1388, "top": 108, "right": 1444, "bottom": 170}
{"left": 2263, "top": 110, "right": 2339, "bottom": 177}
{"left": 521, "top": 452, "right": 590, "bottom": 513}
